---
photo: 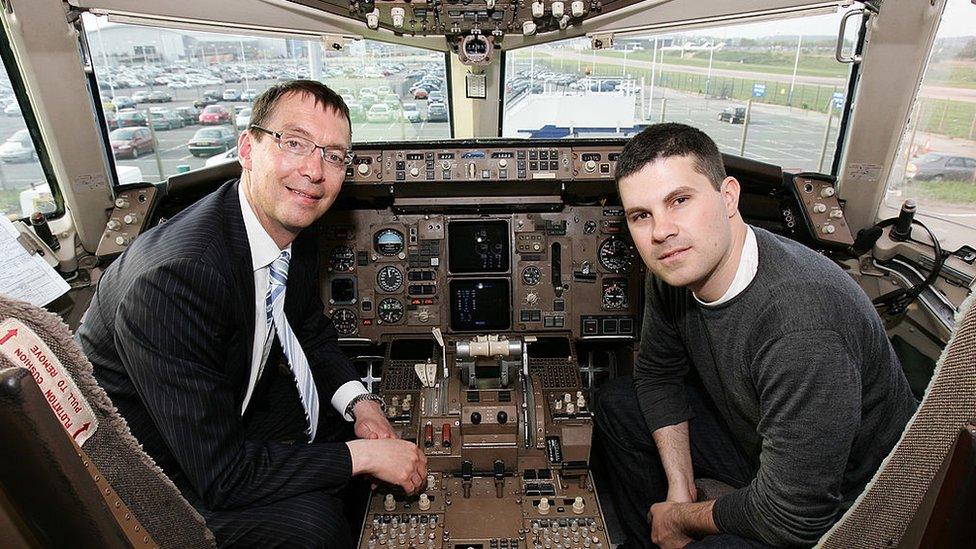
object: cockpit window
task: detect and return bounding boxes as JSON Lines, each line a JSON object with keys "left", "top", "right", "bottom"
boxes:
{"left": 0, "top": 27, "right": 60, "bottom": 218}
{"left": 884, "top": 0, "right": 976, "bottom": 233}
{"left": 502, "top": 7, "right": 864, "bottom": 174}
{"left": 82, "top": 14, "right": 450, "bottom": 185}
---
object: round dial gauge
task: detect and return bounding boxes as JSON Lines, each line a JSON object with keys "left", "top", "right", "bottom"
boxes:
{"left": 374, "top": 228, "right": 405, "bottom": 256}
{"left": 598, "top": 236, "right": 633, "bottom": 273}
{"left": 376, "top": 265, "right": 404, "bottom": 293}
{"left": 377, "top": 298, "right": 404, "bottom": 324}
{"left": 329, "top": 245, "right": 355, "bottom": 272}
{"left": 602, "top": 280, "right": 628, "bottom": 309}
{"left": 521, "top": 265, "right": 542, "bottom": 286}
{"left": 332, "top": 308, "right": 357, "bottom": 335}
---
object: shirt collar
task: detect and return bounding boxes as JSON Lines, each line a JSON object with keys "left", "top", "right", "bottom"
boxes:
{"left": 695, "top": 225, "right": 758, "bottom": 307}
{"left": 238, "top": 181, "right": 289, "bottom": 271}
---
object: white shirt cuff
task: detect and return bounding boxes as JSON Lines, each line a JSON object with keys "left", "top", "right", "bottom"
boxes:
{"left": 331, "top": 380, "right": 370, "bottom": 422}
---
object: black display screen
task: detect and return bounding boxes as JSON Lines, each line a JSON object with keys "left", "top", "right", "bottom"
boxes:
{"left": 449, "top": 279, "right": 510, "bottom": 332}
{"left": 448, "top": 220, "right": 510, "bottom": 274}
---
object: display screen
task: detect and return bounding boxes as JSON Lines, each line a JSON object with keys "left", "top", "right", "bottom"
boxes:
{"left": 449, "top": 279, "right": 511, "bottom": 332}
{"left": 448, "top": 220, "right": 510, "bottom": 274}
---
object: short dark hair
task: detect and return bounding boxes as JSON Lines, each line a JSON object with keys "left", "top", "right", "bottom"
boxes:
{"left": 615, "top": 123, "right": 726, "bottom": 190}
{"left": 249, "top": 79, "right": 351, "bottom": 138}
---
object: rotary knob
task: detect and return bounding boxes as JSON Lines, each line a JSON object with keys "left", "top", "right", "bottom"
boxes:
{"left": 410, "top": 166, "right": 420, "bottom": 177}
{"left": 114, "top": 198, "right": 130, "bottom": 209}
{"left": 418, "top": 310, "right": 430, "bottom": 323}
{"left": 829, "top": 209, "right": 844, "bottom": 219}
{"left": 497, "top": 411, "right": 508, "bottom": 424}
{"left": 820, "top": 186, "right": 836, "bottom": 198}
{"left": 123, "top": 214, "right": 138, "bottom": 224}
{"left": 114, "top": 236, "right": 129, "bottom": 246}
{"left": 357, "top": 163, "right": 370, "bottom": 176}
{"left": 106, "top": 219, "right": 122, "bottom": 231}
{"left": 470, "top": 411, "right": 482, "bottom": 425}
{"left": 812, "top": 202, "right": 827, "bottom": 214}
{"left": 822, "top": 224, "right": 836, "bottom": 235}
{"left": 525, "top": 292, "right": 539, "bottom": 305}
{"left": 584, "top": 159, "right": 596, "bottom": 172}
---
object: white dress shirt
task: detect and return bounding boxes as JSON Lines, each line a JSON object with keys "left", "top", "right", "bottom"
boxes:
{"left": 695, "top": 225, "right": 758, "bottom": 308}
{"left": 238, "top": 183, "right": 367, "bottom": 418}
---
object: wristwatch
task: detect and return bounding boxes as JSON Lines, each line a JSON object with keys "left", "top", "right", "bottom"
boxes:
{"left": 345, "top": 393, "right": 386, "bottom": 420}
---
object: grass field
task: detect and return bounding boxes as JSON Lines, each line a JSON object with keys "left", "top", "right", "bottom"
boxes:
{"left": 904, "top": 179, "right": 976, "bottom": 203}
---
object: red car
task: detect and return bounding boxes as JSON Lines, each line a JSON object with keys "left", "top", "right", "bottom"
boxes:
{"left": 198, "top": 105, "right": 230, "bottom": 125}
{"left": 413, "top": 89, "right": 429, "bottom": 100}
{"left": 109, "top": 127, "right": 154, "bottom": 159}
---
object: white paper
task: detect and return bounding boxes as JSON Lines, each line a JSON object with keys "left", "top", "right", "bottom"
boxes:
{"left": 0, "top": 216, "right": 70, "bottom": 306}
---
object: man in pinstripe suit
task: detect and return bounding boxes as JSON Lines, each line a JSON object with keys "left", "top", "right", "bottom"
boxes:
{"left": 78, "top": 80, "right": 426, "bottom": 547}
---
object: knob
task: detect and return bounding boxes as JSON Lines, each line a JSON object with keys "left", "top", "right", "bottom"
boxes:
{"left": 822, "top": 224, "right": 836, "bottom": 235}
{"left": 418, "top": 309, "right": 430, "bottom": 323}
{"left": 391, "top": 7, "right": 405, "bottom": 28}
{"left": 558, "top": 14, "right": 570, "bottom": 29}
{"left": 538, "top": 497, "right": 551, "bottom": 515}
{"left": 820, "top": 186, "right": 836, "bottom": 198}
{"left": 566, "top": 402, "right": 576, "bottom": 414}
{"left": 572, "top": 496, "right": 585, "bottom": 515}
{"left": 467, "top": 163, "right": 476, "bottom": 179}
{"left": 106, "top": 219, "right": 122, "bottom": 231}
{"left": 554, "top": 399, "right": 563, "bottom": 411}
{"left": 410, "top": 166, "right": 420, "bottom": 177}
{"left": 571, "top": 0, "right": 585, "bottom": 16}
{"left": 829, "top": 209, "right": 844, "bottom": 219}
{"left": 497, "top": 410, "right": 508, "bottom": 424}
{"left": 525, "top": 293, "right": 539, "bottom": 305}
{"left": 114, "top": 198, "right": 130, "bottom": 209}
{"left": 441, "top": 160, "right": 451, "bottom": 170}
{"left": 357, "top": 163, "right": 370, "bottom": 175}
{"left": 486, "top": 0, "right": 496, "bottom": 8}
{"left": 366, "top": 9, "right": 380, "bottom": 29}
{"left": 123, "top": 214, "right": 137, "bottom": 224}
{"left": 418, "top": 493, "right": 431, "bottom": 511}
{"left": 498, "top": 158, "right": 508, "bottom": 168}
{"left": 812, "top": 202, "right": 827, "bottom": 214}
{"left": 551, "top": 1, "right": 565, "bottom": 17}
{"left": 577, "top": 394, "right": 586, "bottom": 408}
{"left": 522, "top": 20, "right": 537, "bottom": 35}
{"left": 532, "top": 1, "right": 545, "bottom": 18}
{"left": 114, "top": 236, "right": 129, "bottom": 246}
{"left": 470, "top": 411, "right": 482, "bottom": 424}
{"left": 584, "top": 159, "right": 596, "bottom": 172}
{"left": 384, "top": 494, "right": 396, "bottom": 512}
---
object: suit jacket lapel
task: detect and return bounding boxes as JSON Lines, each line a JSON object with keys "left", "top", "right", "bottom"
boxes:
{"left": 223, "top": 180, "right": 257, "bottom": 395}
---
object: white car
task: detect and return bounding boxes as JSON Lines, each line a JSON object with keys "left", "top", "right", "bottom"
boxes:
{"left": 0, "top": 129, "right": 35, "bottom": 163}
{"left": 222, "top": 88, "right": 240, "bottom": 101}
{"left": 402, "top": 103, "right": 421, "bottom": 123}
{"left": 367, "top": 104, "right": 393, "bottom": 123}
{"left": 205, "top": 146, "right": 239, "bottom": 167}
{"left": 236, "top": 108, "right": 252, "bottom": 130}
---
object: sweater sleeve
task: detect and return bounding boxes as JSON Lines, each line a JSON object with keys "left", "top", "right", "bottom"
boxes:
{"left": 712, "top": 330, "right": 860, "bottom": 547}
{"left": 632, "top": 278, "right": 694, "bottom": 433}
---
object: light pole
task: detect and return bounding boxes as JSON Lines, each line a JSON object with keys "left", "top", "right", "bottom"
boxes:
{"left": 706, "top": 45, "right": 713, "bottom": 96}
{"left": 788, "top": 34, "right": 803, "bottom": 107}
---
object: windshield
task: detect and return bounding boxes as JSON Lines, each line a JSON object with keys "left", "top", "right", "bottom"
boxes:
{"left": 109, "top": 128, "right": 139, "bottom": 139}
{"left": 502, "top": 8, "right": 862, "bottom": 173}
{"left": 84, "top": 14, "right": 451, "bottom": 185}
{"left": 194, "top": 129, "right": 223, "bottom": 138}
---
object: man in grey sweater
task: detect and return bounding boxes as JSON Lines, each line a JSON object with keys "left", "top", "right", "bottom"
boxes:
{"left": 591, "top": 123, "right": 918, "bottom": 548}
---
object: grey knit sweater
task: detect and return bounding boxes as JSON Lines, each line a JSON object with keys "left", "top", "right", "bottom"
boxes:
{"left": 633, "top": 226, "right": 918, "bottom": 547}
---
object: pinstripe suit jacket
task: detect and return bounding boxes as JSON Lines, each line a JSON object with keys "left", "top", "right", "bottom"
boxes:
{"left": 78, "top": 180, "right": 357, "bottom": 511}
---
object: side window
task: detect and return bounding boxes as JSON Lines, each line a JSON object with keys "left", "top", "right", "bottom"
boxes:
{"left": 884, "top": 0, "right": 975, "bottom": 235}
{"left": 0, "top": 31, "right": 61, "bottom": 218}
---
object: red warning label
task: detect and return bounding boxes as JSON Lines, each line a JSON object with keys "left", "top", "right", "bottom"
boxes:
{"left": 0, "top": 318, "right": 98, "bottom": 446}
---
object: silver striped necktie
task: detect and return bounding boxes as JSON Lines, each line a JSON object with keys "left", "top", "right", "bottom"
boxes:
{"left": 266, "top": 250, "right": 320, "bottom": 441}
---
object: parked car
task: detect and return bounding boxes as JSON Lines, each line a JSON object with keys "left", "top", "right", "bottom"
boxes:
{"left": 426, "top": 102, "right": 448, "bottom": 122}
{"left": 347, "top": 101, "right": 366, "bottom": 122}
{"left": 906, "top": 153, "right": 976, "bottom": 182}
{"left": 367, "top": 103, "right": 394, "bottom": 123}
{"left": 413, "top": 88, "right": 429, "bottom": 100}
{"left": 149, "top": 109, "right": 184, "bottom": 130}
{"left": 428, "top": 90, "right": 444, "bottom": 104}
{"left": 199, "top": 105, "right": 231, "bottom": 125}
{"left": 222, "top": 88, "right": 241, "bottom": 101}
{"left": 111, "top": 96, "right": 135, "bottom": 109}
{"left": 148, "top": 90, "right": 172, "bottom": 103}
{"left": 173, "top": 106, "right": 201, "bottom": 125}
{"left": 131, "top": 90, "right": 151, "bottom": 103}
{"left": 105, "top": 110, "right": 118, "bottom": 130}
{"left": 205, "top": 146, "right": 239, "bottom": 167}
{"left": 235, "top": 107, "right": 252, "bottom": 130}
{"left": 718, "top": 106, "right": 747, "bottom": 124}
{"left": 116, "top": 109, "right": 148, "bottom": 127}
{"left": 402, "top": 103, "right": 421, "bottom": 123}
{"left": 109, "top": 127, "right": 154, "bottom": 158}
{"left": 187, "top": 126, "right": 236, "bottom": 156}
{"left": 240, "top": 89, "right": 259, "bottom": 101}
{"left": 0, "top": 129, "right": 36, "bottom": 163}
{"left": 589, "top": 80, "right": 618, "bottom": 92}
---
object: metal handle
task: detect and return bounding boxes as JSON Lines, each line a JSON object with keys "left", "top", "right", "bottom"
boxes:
{"left": 835, "top": 9, "right": 865, "bottom": 64}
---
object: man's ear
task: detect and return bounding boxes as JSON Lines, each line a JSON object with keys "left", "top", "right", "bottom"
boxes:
{"left": 721, "top": 176, "right": 741, "bottom": 218}
{"left": 237, "top": 129, "right": 253, "bottom": 171}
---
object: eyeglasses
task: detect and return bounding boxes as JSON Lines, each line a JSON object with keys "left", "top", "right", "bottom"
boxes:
{"left": 249, "top": 125, "right": 353, "bottom": 168}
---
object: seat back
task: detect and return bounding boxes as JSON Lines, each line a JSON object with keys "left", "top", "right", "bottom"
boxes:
{"left": 0, "top": 295, "right": 214, "bottom": 548}
{"left": 818, "top": 291, "right": 976, "bottom": 548}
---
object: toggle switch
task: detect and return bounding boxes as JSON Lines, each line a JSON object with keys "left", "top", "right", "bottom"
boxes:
{"left": 441, "top": 423, "right": 452, "bottom": 447}
{"left": 461, "top": 461, "right": 473, "bottom": 499}
{"left": 494, "top": 459, "right": 505, "bottom": 498}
